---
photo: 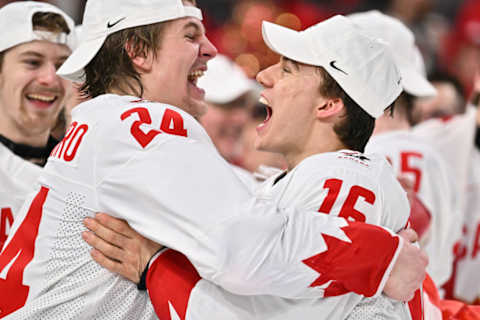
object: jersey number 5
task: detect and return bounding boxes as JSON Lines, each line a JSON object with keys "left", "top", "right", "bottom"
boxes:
{"left": 0, "top": 187, "right": 49, "bottom": 318}
{"left": 318, "top": 178, "right": 375, "bottom": 222}
{"left": 400, "top": 151, "right": 423, "bottom": 193}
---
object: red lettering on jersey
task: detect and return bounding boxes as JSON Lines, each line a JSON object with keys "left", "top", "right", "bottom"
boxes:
{"left": 0, "top": 208, "right": 14, "bottom": 251}
{"left": 121, "top": 107, "right": 189, "bottom": 148}
{"left": 318, "top": 179, "right": 342, "bottom": 214}
{"left": 338, "top": 186, "right": 374, "bottom": 222}
{"left": 63, "top": 124, "right": 88, "bottom": 162}
{"left": 121, "top": 108, "right": 162, "bottom": 148}
{"left": 472, "top": 223, "right": 480, "bottom": 259}
{"left": 302, "top": 222, "right": 399, "bottom": 297}
{"left": 147, "top": 250, "right": 200, "bottom": 320}
{"left": 442, "top": 226, "right": 468, "bottom": 300}
{"left": 0, "top": 187, "right": 49, "bottom": 318}
{"left": 160, "top": 109, "right": 188, "bottom": 137}
{"left": 50, "top": 121, "right": 89, "bottom": 162}
{"left": 51, "top": 121, "right": 78, "bottom": 158}
{"left": 400, "top": 152, "right": 423, "bottom": 193}
{"left": 318, "top": 179, "right": 371, "bottom": 222}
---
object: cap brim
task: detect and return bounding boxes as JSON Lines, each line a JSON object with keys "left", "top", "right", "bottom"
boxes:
{"left": 262, "top": 21, "right": 320, "bottom": 67}
{"left": 400, "top": 65, "right": 437, "bottom": 97}
{"left": 57, "top": 36, "right": 106, "bottom": 83}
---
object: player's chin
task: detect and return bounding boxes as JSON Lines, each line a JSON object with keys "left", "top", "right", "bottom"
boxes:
{"left": 187, "top": 98, "right": 208, "bottom": 119}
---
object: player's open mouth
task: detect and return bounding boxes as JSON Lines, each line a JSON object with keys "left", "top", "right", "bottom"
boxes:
{"left": 256, "top": 96, "right": 272, "bottom": 135}
{"left": 26, "top": 93, "right": 58, "bottom": 109}
{"left": 188, "top": 70, "right": 204, "bottom": 86}
{"left": 187, "top": 69, "right": 206, "bottom": 99}
{"left": 259, "top": 96, "right": 272, "bottom": 122}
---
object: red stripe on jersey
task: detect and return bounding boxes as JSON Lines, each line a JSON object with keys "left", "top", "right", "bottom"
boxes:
{"left": 147, "top": 249, "right": 201, "bottom": 320}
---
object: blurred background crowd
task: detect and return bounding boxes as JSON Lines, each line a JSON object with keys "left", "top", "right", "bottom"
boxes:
{"left": 9, "top": 0, "right": 478, "bottom": 98}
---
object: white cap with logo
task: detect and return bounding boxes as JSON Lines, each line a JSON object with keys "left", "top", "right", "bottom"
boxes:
{"left": 58, "top": 0, "right": 203, "bottom": 83}
{"left": 348, "top": 10, "right": 437, "bottom": 97}
{"left": 0, "top": 1, "right": 76, "bottom": 53}
{"left": 198, "top": 54, "right": 256, "bottom": 104}
{"left": 262, "top": 15, "right": 402, "bottom": 119}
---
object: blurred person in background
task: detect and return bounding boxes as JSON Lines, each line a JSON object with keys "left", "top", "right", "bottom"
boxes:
{"left": 412, "top": 72, "right": 466, "bottom": 125}
{"left": 350, "top": 11, "right": 459, "bottom": 293}
{"left": 421, "top": 73, "right": 480, "bottom": 305}
{"left": 441, "top": 0, "right": 480, "bottom": 98}
{"left": 0, "top": 1, "right": 76, "bottom": 250}
{"left": 197, "top": 54, "right": 255, "bottom": 164}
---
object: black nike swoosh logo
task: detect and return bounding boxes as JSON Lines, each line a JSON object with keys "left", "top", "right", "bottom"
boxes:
{"left": 107, "top": 17, "right": 126, "bottom": 28}
{"left": 329, "top": 60, "right": 348, "bottom": 75}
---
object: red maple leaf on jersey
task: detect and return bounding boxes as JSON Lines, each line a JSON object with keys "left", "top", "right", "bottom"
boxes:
{"left": 302, "top": 221, "right": 399, "bottom": 297}
{"left": 147, "top": 249, "right": 201, "bottom": 320}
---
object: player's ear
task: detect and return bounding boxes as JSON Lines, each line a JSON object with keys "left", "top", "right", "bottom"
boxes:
{"left": 315, "top": 97, "right": 344, "bottom": 119}
{"left": 125, "top": 41, "right": 153, "bottom": 73}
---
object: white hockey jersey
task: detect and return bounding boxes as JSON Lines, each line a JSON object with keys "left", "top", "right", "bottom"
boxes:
{"left": 366, "top": 130, "right": 459, "bottom": 287}
{"left": 446, "top": 148, "right": 480, "bottom": 303}
{"left": 0, "top": 95, "right": 403, "bottom": 319}
{"left": 0, "top": 143, "right": 42, "bottom": 250}
{"left": 145, "top": 151, "right": 414, "bottom": 320}
{"left": 412, "top": 106, "right": 477, "bottom": 215}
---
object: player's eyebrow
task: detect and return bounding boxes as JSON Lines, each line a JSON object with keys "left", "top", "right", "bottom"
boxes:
{"left": 282, "top": 57, "right": 300, "bottom": 71}
{"left": 183, "top": 21, "right": 204, "bottom": 34}
{"left": 18, "top": 51, "right": 44, "bottom": 59}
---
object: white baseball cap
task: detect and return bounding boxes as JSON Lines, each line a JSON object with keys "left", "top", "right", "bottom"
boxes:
{"left": 58, "top": 0, "right": 203, "bottom": 83}
{"left": 0, "top": 1, "right": 77, "bottom": 53}
{"left": 262, "top": 15, "right": 402, "bottom": 118}
{"left": 198, "top": 54, "right": 256, "bottom": 104}
{"left": 348, "top": 10, "right": 437, "bottom": 97}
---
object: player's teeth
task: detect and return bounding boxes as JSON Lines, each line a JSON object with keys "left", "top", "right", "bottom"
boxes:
{"left": 259, "top": 96, "right": 269, "bottom": 106}
{"left": 27, "top": 94, "right": 55, "bottom": 102}
{"left": 188, "top": 70, "right": 204, "bottom": 80}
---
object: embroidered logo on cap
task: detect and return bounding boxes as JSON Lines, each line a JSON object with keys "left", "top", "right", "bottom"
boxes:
{"left": 329, "top": 60, "right": 348, "bottom": 75}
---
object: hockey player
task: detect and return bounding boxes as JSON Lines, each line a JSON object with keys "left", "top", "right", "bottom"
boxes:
{"left": 0, "top": 2, "right": 76, "bottom": 250}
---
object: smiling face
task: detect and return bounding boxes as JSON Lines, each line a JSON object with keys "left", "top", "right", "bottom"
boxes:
{"left": 255, "top": 57, "right": 327, "bottom": 161}
{"left": 143, "top": 16, "right": 217, "bottom": 119}
{"left": 0, "top": 40, "right": 70, "bottom": 146}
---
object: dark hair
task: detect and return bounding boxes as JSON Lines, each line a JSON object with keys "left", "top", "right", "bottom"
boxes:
{"left": 81, "top": 23, "right": 167, "bottom": 98}
{"left": 316, "top": 67, "right": 376, "bottom": 152}
{"left": 429, "top": 70, "right": 466, "bottom": 112}
{"left": 393, "top": 92, "right": 415, "bottom": 125}
{"left": 0, "top": 11, "right": 71, "bottom": 70}
{"left": 82, "top": 0, "right": 197, "bottom": 98}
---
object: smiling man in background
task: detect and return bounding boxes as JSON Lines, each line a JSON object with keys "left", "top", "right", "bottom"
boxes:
{"left": 0, "top": 1, "right": 76, "bottom": 250}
